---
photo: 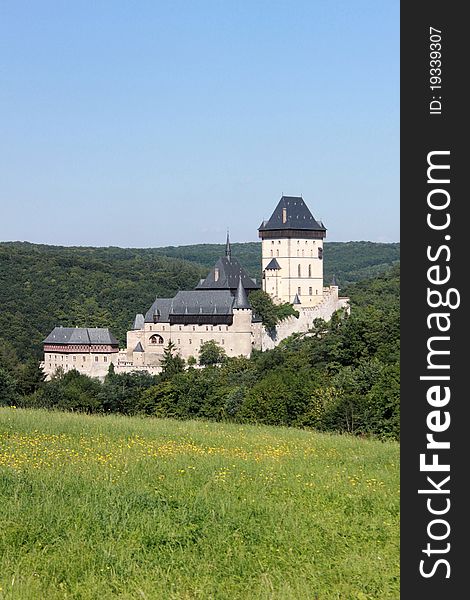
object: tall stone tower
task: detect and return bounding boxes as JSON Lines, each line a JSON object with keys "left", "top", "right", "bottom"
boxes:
{"left": 258, "top": 196, "right": 327, "bottom": 306}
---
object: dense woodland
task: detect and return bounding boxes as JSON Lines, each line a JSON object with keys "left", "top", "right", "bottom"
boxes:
{"left": 0, "top": 240, "right": 400, "bottom": 439}
{"left": 0, "top": 240, "right": 399, "bottom": 360}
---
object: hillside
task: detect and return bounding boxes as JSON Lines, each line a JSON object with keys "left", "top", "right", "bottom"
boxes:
{"left": 0, "top": 408, "right": 400, "bottom": 599}
{"left": 154, "top": 240, "right": 400, "bottom": 285}
{"left": 0, "top": 240, "right": 399, "bottom": 361}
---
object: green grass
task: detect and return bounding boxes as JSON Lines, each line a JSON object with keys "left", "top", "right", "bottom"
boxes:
{"left": 0, "top": 408, "right": 399, "bottom": 599}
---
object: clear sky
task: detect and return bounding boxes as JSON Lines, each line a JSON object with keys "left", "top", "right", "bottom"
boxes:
{"left": 0, "top": 1, "right": 399, "bottom": 247}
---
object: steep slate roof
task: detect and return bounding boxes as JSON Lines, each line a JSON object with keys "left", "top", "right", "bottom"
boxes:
{"left": 293, "top": 293, "right": 302, "bottom": 305}
{"left": 171, "top": 290, "right": 234, "bottom": 315}
{"left": 196, "top": 256, "right": 259, "bottom": 292}
{"left": 144, "top": 298, "right": 174, "bottom": 323}
{"left": 259, "top": 196, "right": 326, "bottom": 232}
{"left": 43, "top": 327, "right": 118, "bottom": 346}
{"left": 133, "top": 342, "right": 144, "bottom": 352}
{"left": 233, "top": 278, "right": 250, "bottom": 309}
{"left": 265, "top": 258, "right": 281, "bottom": 270}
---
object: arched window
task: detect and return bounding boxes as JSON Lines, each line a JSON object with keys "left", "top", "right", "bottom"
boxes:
{"left": 318, "top": 247, "right": 323, "bottom": 260}
{"left": 308, "top": 264, "right": 312, "bottom": 277}
{"left": 298, "top": 264, "right": 301, "bottom": 277}
{"left": 149, "top": 334, "right": 164, "bottom": 345}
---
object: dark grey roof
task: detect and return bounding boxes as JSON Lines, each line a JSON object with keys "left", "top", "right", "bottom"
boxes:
{"left": 259, "top": 196, "right": 326, "bottom": 232}
{"left": 265, "top": 258, "right": 281, "bottom": 270}
{"left": 293, "top": 293, "right": 301, "bottom": 305}
{"left": 132, "top": 314, "right": 145, "bottom": 330}
{"left": 133, "top": 342, "right": 144, "bottom": 352}
{"left": 196, "top": 256, "right": 259, "bottom": 292}
{"left": 233, "top": 278, "right": 250, "bottom": 309}
{"left": 171, "top": 290, "right": 234, "bottom": 315}
{"left": 43, "top": 327, "right": 118, "bottom": 346}
{"left": 144, "top": 298, "right": 174, "bottom": 323}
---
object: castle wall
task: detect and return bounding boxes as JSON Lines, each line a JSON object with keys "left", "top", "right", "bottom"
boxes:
{"left": 41, "top": 350, "right": 119, "bottom": 381}
{"left": 126, "top": 308, "right": 255, "bottom": 365}
{"left": 261, "top": 286, "right": 349, "bottom": 350}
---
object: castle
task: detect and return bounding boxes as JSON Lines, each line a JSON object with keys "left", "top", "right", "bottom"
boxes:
{"left": 41, "top": 196, "right": 349, "bottom": 379}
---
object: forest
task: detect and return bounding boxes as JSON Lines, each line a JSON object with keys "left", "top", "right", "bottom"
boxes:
{"left": 0, "top": 240, "right": 399, "bottom": 359}
{"left": 0, "top": 245, "right": 400, "bottom": 439}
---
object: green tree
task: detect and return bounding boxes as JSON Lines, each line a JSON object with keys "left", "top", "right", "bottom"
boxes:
{"left": 199, "top": 340, "right": 226, "bottom": 366}
{"left": 0, "top": 367, "right": 18, "bottom": 406}
{"left": 160, "top": 341, "right": 185, "bottom": 379}
{"left": 248, "top": 290, "right": 278, "bottom": 329}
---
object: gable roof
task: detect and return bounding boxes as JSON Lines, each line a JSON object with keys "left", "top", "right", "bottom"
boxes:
{"left": 196, "top": 256, "right": 259, "bottom": 292}
{"left": 171, "top": 290, "right": 235, "bottom": 315}
{"left": 259, "top": 196, "right": 326, "bottom": 232}
{"left": 43, "top": 327, "right": 118, "bottom": 346}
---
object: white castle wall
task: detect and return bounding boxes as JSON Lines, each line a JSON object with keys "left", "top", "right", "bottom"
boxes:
{"left": 261, "top": 286, "right": 349, "bottom": 350}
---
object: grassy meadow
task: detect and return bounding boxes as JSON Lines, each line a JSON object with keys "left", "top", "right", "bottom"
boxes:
{"left": 0, "top": 408, "right": 399, "bottom": 599}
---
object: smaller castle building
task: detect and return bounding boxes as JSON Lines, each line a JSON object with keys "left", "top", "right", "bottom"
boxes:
{"left": 42, "top": 327, "right": 119, "bottom": 379}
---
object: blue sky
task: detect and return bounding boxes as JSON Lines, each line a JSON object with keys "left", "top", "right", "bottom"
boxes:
{"left": 0, "top": 1, "right": 399, "bottom": 247}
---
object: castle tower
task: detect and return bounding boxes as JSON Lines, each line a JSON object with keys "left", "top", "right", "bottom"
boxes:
{"left": 258, "top": 196, "right": 327, "bottom": 306}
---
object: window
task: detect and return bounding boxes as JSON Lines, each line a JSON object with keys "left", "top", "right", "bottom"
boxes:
{"left": 219, "top": 326, "right": 221, "bottom": 331}
{"left": 73, "top": 356, "right": 76, "bottom": 362}
{"left": 214, "top": 268, "right": 220, "bottom": 282}
{"left": 189, "top": 339, "right": 192, "bottom": 344}
{"left": 206, "top": 326, "right": 209, "bottom": 331}
{"left": 282, "top": 207, "right": 287, "bottom": 223}
{"left": 222, "top": 339, "right": 225, "bottom": 345}
{"left": 318, "top": 247, "right": 323, "bottom": 260}
{"left": 309, "top": 287, "right": 313, "bottom": 295}
{"left": 150, "top": 325, "right": 152, "bottom": 331}
{"left": 271, "top": 240, "right": 274, "bottom": 245}
{"left": 177, "top": 339, "right": 181, "bottom": 344}
{"left": 179, "top": 326, "right": 182, "bottom": 331}
{"left": 298, "top": 287, "right": 301, "bottom": 296}
{"left": 149, "top": 334, "right": 164, "bottom": 344}
{"left": 193, "top": 326, "right": 195, "bottom": 331}
{"left": 298, "top": 264, "right": 301, "bottom": 277}
{"left": 308, "top": 264, "right": 312, "bottom": 277}
{"left": 83, "top": 356, "right": 86, "bottom": 362}
{"left": 104, "top": 356, "right": 107, "bottom": 363}
{"left": 95, "top": 356, "right": 98, "bottom": 362}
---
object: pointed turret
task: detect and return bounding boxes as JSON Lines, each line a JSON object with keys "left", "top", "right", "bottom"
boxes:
{"left": 132, "top": 314, "right": 145, "bottom": 330}
{"left": 225, "top": 230, "right": 231, "bottom": 259}
{"left": 293, "top": 293, "right": 301, "bottom": 305}
{"left": 233, "top": 276, "right": 250, "bottom": 309}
